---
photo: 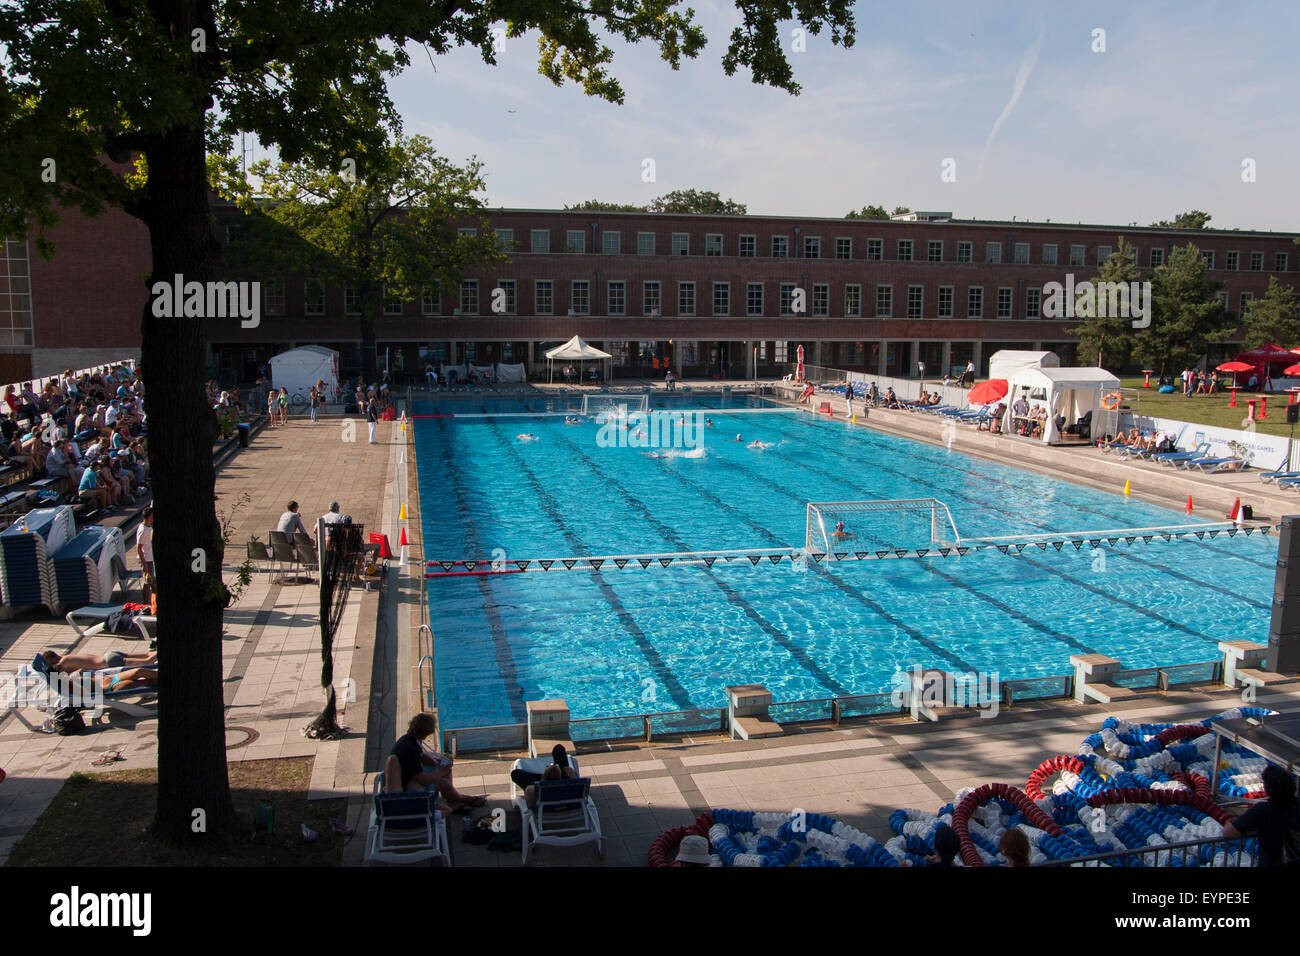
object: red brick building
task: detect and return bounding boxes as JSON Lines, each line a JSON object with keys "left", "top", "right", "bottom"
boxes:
{"left": 6, "top": 203, "right": 1296, "bottom": 384}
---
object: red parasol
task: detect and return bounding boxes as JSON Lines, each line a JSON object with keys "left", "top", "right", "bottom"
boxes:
{"left": 967, "top": 378, "right": 1009, "bottom": 405}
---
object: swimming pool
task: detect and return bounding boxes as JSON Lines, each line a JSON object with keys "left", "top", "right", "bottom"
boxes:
{"left": 415, "top": 394, "right": 1273, "bottom": 731}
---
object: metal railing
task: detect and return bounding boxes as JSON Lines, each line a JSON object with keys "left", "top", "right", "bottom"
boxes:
{"left": 1035, "top": 834, "right": 1259, "bottom": 868}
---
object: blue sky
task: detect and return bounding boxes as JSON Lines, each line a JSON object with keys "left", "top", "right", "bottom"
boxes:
{"left": 369, "top": 1, "right": 1299, "bottom": 230}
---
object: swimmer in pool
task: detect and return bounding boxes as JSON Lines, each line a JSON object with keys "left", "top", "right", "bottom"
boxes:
{"left": 747, "top": 439, "right": 772, "bottom": 450}
{"left": 732, "top": 434, "right": 743, "bottom": 442}
{"left": 518, "top": 433, "right": 539, "bottom": 441}
{"left": 564, "top": 416, "right": 580, "bottom": 425}
{"left": 706, "top": 418, "right": 714, "bottom": 427}
{"left": 830, "top": 520, "right": 855, "bottom": 541}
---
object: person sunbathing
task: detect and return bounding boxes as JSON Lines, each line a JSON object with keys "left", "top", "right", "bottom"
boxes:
{"left": 99, "top": 667, "right": 159, "bottom": 693}
{"left": 43, "top": 649, "right": 157, "bottom": 674}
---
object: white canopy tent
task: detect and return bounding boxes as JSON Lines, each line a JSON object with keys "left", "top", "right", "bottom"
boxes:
{"left": 269, "top": 345, "right": 339, "bottom": 399}
{"left": 544, "top": 335, "right": 612, "bottom": 385}
{"left": 1004, "top": 366, "right": 1121, "bottom": 444}
{"left": 987, "top": 350, "right": 1060, "bottom": 383}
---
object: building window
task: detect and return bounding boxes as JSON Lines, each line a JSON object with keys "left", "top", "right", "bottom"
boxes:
{"left": 571, "top": 280, "right": 590, "bottom": 315}
{"left": 607, "top": 281, "right": 626, "bottom": 315}
{"left": 263, "top": 277, "right": 285, "bottom": 315}
{"left": 1150, "top": 248, "right": 1165, "bottom": 268}
{"left": 459, "top": 280, "right": 478, "bottom": 314}
{"left": 343, "top": 283, "right": 362, "bottom": 315}
{"left": 565, "top": 230, "right": 586, "bottom": 253}
{"left": 836, "top": 237, "right": 852, "bottom": 259}
{"left": 421, "top": 282, "right": 441, "bottom": 314}
{"left": 671, "top": 232, "right": 690, "bottom": 256}
{"left": 747, "top": 283, "right": 764, "bottom": 316}
{"left": 530, "top": 229, "right": 550, "bottom": 253}
{"left": 678, "top": 281, "right": 696, "bottom": 316}
{"left": 957, "top": 241, "right": 972, "bottom": 263}
{"left": 985, "top": 242, "right": 1002, "bottom": 264}
{"left": 1069, "top": 244, "right": 1085, "bottom": 266}
{"left": 774, "top": 341, "right": 790, "bottom": 363}
{"left": 1025, "top": 287, "right": 1041, "bottom": 320}
{"left": 1097, "top": 246, "right": 1112, "bottom": 266}
{"left": 876, "top": 285, "right": 893, "bottom": 318}
{"left": 937, "top": 286, "right": 953, "bottom": 319}
{"left": 996, "top": 287, "right": 1013, "bottom": 318}
{"left": 804, "top": 236, "right": 821, "bottom": 259}
{"left": 1202, "top": 250, "right": 1214, "bottom": 270}
{"left": 897, "top": 239, "right": 913, "bottom": 261}
{"left": 845, "top": 284, "right": 861, "bottom": 317}
{"left": 1042, "top": 244, "right": 1058, "bottom": 265}
{"left": 967, "top": 286, "right": 983, "bottom": 319}
{"left": 867, "top": 238, "right": 883, "bottom": 261}
{"left": 1240, "top": 291, "right": 1254, "bottom": 314}
{"left": 1250, "top": 252, "right": 1264, "bottom": 272}
{"left": 1277, "top": 253, "right": 1289, "bottom": 272}
{"left": 304, "top": 278, "right": 325, "bottom": 315}
{"left": 713, "top": 282, "right": 729, "bottom": 316}
{"left": 637, "top": 232, "right": 656, "bottom": 255}
{"left": 907, "top": 285, "right": 923, "bottom": 318}
{"left": 928, "top": 240, "right": 943, "bottom": 262}
{"left": 1014, "top": 242, "right": 1030, "bottom": 264}
{"left": 384, "top": 286, "right": 403, "bottom": 315}
{"left": 780, "top": 282, "right": 797, "bottom": 316}
{"left": 812, "top": 283, "right": 829, "bottom": 316}
{"left": 643, "top": 281, "right": 661, "bottom": 316}
{"left": 602, "top": 231, "right": 621, "bottom": 255}
{"left": 740, "top": 235, "right": 756, "bottom": 257}
{"left": 705, "top": 233, "right": 723, "bottom": 256}
{"left": 495, "top": 228, "right": 514, "bottom": 251}
{"left": 771, "top": 235, "right": 788, "bottom": 258}
{"left": 535, "top": 280, "right": 553, "bottom": 315}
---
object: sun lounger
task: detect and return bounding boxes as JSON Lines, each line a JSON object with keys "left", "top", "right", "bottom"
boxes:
{"left": 65, "top": 602, "right": 157, "bottom": 640}
{"left": 1153, "top": 443, "right": 1212, "bottom": 465}
{"left": 1260, "top": 467, "right": 1300, "bottom": 483}
{"left": 509, "top": 756, "right": 603, "bottom": 864}
{"left": 1179, "top": 456, "right": 1243, "bottom": 472}
{"left": 19, "top": 652, "right": 158, "bottom": 720}
{"left": 364, "top": 772, "right": 450, "bottom": 865}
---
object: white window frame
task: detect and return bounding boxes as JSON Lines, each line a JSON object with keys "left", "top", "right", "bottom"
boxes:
{"left": 876, "top": 284, "right": 893, "bottom": 318}
{"left": 570, "top": 280, "right": 590, "bottom": 315}
{"left": 705, "top": 233, "right": 723, "bottom": 257}
{"left": 907, "top": 284, "right": 923, "bottom": 318}
{"left": 530, "top": 229, "right": 550, "bottom": 253}
{"left": 713, "top": 282, "right": 730, "bottom": 316}
{"left": 937, "top": 285, "right": 954, "bottom": 319}
{"left": 602, "top": 231, "right": 621, "bottom": 255}
{"left": 535, "top": 279, "right": 554, "bottom": 315}
{"left": 967, "top": 286, "right": 983, "bottom": 319}
{"left": 607, "top": 280, "right": 626, "bottom": 316}
{"left": 835, "top": 237, "right": 853, "bottom": 260}
{"left": 677, "top": 281, "right": 696, "bottom": 316}
{"left": 897, "top": 239, "right": 913, "bottom": 262}
{"left": 845, "top": 283, "right": 861, "bottom": 317}
{"left": 637, "top": 232, "right": 655, "bottom": 255}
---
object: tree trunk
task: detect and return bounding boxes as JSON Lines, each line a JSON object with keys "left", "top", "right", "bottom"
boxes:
{"left": 141, "top": 125, "right": 237, "bottom": 844}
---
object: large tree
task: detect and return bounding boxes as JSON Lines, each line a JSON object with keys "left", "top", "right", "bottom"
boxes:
{"left": 1133, "top": 243, "right": 1230, "bottom": 377}
{"left": 1072, "top": 236, "right": 1139, "bottom": 369}
{"left": 844, "top": 203, "right": 891, "bottom": 219}
{"left": 1241, "top": 276, "right": 1300, "bottom": 350}
{"left": 1151, "top": 210, "right": 1212, "bottom": 230}
{"left": 647, "top": 189, "right": 746, "bottom": 215}
{"left": 0, "top": 0, "right": 855, "bottom": 846}
{"left": 212, "top": 133, "right": 504, "bottom": 383}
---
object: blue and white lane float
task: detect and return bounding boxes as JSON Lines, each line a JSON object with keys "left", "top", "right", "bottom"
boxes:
{"left": 647, "top": 708, "right": 1273, "bottom": 867}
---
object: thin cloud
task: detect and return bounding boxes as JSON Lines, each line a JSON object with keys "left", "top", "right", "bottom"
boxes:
{"left": 979, "top": 31, "right": 1044, "bottom": 175}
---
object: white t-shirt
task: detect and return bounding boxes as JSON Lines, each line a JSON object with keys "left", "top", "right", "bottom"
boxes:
{"left": 320, "top": 511, "right": 343, "bottom": 526}
{"left": 105, "top": 405, "right": 119, "bottom": 427}
{"left": 137, "top": 523, "right": 153, "bottom": 562}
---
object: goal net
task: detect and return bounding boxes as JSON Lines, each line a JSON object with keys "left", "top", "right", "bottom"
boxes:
{"left": 581, "top": 392, "right": 651, "bottom": 421}
{"left": 805, "top": 498, "right": 962, "bottom": 556}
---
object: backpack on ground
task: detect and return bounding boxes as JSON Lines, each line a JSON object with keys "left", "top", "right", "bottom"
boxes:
{"left": 51, "top": 706, "right": 85, "bottom": 735}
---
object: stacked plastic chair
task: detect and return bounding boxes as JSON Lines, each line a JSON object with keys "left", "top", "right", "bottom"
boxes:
{"left": 51, "top": 525, "right": 126, "bottom": 608}
{"left": 0, "top": 506, "right": 76, "bottom": 615}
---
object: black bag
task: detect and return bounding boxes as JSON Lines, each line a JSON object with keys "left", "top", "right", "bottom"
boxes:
{"left": 52, "top": 706, "right": 85, "bottom": 735}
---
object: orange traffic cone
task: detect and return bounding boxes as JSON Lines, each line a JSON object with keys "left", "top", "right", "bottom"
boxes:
{"left": 1186, "top": 495, "right": 1194, "bottom": 513}
{"left": 1227, "top": 498, "right": 1240, "bottom": 521}
{"left": 399, "top": 526, "right": 408, "bottom": 547}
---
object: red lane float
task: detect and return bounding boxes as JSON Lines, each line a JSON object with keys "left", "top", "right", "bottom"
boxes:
{"left": 1155, "top": 725, "right": 1210, "bottom": 745}
{"left": 1084, "top": 780, "right": 1233, "bottom": 826}
{"left": 953, "top": 783, "right": 1062, "bottom": 867}
{"left": 1025, "top": 756, "right": 1087, "bottom": 801}
{"left": 648, "top": 811, "right": 714, "bottom": 867}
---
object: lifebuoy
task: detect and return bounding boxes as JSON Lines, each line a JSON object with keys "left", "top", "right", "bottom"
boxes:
{"left": 1102, "top": 392, "right": 1122, "bottom": 410}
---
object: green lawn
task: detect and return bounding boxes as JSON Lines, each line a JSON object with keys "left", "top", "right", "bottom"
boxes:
{"left": 1117, "top": 378, "right": 1299, "bottom": 439}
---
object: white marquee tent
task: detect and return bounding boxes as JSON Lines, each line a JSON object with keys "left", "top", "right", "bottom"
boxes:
{"left": 1004, "top": 365, "right": 1121, "bottom": 444}
{"left": 269, "top": 345, "right": 339, "bottom": 399}
{"left": 544, "top": 335, "right": 612, "bottom": 384}
{"left": 987, "top": 349, "right": 1060, "bottom": 383}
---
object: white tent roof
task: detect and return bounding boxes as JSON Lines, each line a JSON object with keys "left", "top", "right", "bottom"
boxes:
{"left": 1011, "top": 366, "right": 1120, "bottom": 390}
{"left": 988, "top": 350, "right": 1060, "bottom": 381}
{"left": 544, "top": 335, "right": 612, "bottom": 361}
{"left": 270, "top": 344, "right": 337, "bottom": 362}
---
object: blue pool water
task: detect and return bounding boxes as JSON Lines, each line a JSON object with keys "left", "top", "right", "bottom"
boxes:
{"left": 415, "top": 394, "right": 1274, "bottom": 731}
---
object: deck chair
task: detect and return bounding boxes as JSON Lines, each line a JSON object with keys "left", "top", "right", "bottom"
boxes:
{"left": 1261, "top": 467, "right": 1300, "bottom": 483}
{"left": 21, "top": 652, "right": 158, "bottom": 720}
{"left": 292, "top": 531, "right": 318, "bottom": 582}
{"left": 268, "top": 530, "right": 302, "bottom": 582}
{"left": 1182, "top": 456, "right": 1245, "bottom": 473}
{"left": 1154, "top": 442, "right": 1211, "bottom": 466}
{"left": 510, "top": 758, "right": 603, "bottom": 864}
{"left": 365, "top": 773, "right": 449, "bottom": 865}
{"left": 65, "top": 602, "right": 157, "bottom": 641}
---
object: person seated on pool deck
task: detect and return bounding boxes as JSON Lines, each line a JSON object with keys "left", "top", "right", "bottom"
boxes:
{"left": 277, "top": 501, "right": 309, "bottom": 538}
{"left": 384, "top": 713, "right": 486, "bottom": 812}
{"left": 796, "top": 384, "right": 815, "bottom": 404}
{"left": 927, "top": 824, "right": 961, "bottom": 866}
{"left": 511, "top": 743, "right": 578, "bottom": 807}
{"left": 43, "top": 649, "right": 158, "bottom": 675}
{"left": 998, "top": 828, "right": 1031, "bottom": 867}
{"left": 1223, "top": 764, "right": 1300, "bottom": 866}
